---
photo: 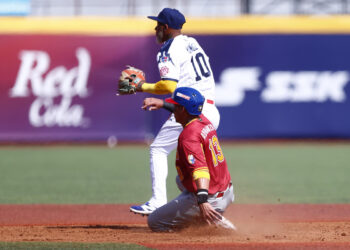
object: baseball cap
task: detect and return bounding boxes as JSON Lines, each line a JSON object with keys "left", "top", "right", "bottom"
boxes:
{"left": 165, "top": 87, "right": 205, "bottom": 115}
{"left": 147, "top": 8, "right": 186, "bottom": 30}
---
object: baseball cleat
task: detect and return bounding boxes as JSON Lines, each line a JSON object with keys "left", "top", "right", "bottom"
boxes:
{"left": 130, "top": 202, "right": 157, "bottom": 215}
{"left": 214, "top": 215, "right": 237, "bottom": 231}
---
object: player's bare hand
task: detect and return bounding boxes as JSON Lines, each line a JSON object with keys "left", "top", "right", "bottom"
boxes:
{"left": 142, "top": 98, "right": 164, "bottom": 111}
{"left": 199, "top": 202, "right": 222, "bottom": 225}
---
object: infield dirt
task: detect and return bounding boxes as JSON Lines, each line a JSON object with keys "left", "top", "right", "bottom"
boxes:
{"left": 0, "top": 204, "right": 349, "bottom": 249}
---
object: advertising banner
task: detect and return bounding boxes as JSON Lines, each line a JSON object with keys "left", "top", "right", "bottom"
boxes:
{"left": 1, "top": 33, "right": 350, "bottom": 141}
{"left": 196, "top": 34, "right": 350, "bottom": 138}
{"left": 0, "top": 34, "right": 166, "bottom": 141}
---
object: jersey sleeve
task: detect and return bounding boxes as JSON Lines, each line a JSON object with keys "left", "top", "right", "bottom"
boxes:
{"left": 181, "top": 138, "right": 208, "bottom": 175}
{"left": 141, "top": 80, "right": 177, "bottom": 94}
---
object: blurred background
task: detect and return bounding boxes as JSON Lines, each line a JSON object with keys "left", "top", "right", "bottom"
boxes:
{"left": 16, "top": 0, "right": 350, "bottom": 16}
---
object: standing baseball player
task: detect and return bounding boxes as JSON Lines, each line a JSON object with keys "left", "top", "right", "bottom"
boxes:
{"left": 119, "top": 8, "right": 220, "bottom": 214}
{"left": 141, "top": 87, "right": 235, "bottom": 231}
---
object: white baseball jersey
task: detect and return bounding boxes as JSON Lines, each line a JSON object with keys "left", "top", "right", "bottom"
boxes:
{"left": 157, "top": 35, "right": 215, "bottom": 101}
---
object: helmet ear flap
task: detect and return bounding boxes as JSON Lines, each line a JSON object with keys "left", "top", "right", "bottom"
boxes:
{"left": 181, "top": 105, "right": 189, "bottom": 115}
{"left": 198, "top": 104, "right": 203, "bottom": 113}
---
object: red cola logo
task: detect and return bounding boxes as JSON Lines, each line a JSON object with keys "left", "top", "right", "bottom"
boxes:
{"left": 9, "top": 48, "right": 91, "bottom": 127}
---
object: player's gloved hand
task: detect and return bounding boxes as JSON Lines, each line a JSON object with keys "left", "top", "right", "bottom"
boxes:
{"left": 125, "top": 75, "right": 145, "bottom": 90}
{"left": 118, "top": 79, "right": 137, "bottom": 95}
{"left": 117, "top": 65, "right": 146, "bottom": 95}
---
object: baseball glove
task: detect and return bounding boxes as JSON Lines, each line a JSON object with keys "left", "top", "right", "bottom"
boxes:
{"left": 117, "top": 66, "right": 146, "bottom": 95}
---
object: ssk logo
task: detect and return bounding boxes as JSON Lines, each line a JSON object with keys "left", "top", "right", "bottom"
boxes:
{"left": 215, "top": 67, "right": 350, "bottom": 106}
{"left": 9, "top": 47, "right": 91, "bottom": 127}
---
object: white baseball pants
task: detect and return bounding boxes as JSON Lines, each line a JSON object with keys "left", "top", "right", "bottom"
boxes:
{"left": 147, "top": 101, "right": 220, "bottom": 208}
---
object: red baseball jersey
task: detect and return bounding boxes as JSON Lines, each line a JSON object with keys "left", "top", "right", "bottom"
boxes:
{"left": 176, "top": 115, "right": 231, "bottom": 194}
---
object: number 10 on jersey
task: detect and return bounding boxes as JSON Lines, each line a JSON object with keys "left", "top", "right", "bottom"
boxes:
{"left": 191, "top": 52, "right": 211, "bottom": 81}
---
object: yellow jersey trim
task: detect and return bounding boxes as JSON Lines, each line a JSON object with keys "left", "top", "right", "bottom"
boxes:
{"left": 185, "top": 118, "right": 200, "bottom": 127}
{"left": 193, "top": 168, "right": 210, "bottom": 181}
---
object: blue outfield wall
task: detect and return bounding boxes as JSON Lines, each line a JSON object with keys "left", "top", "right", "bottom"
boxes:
{"left": 199, "top": 34, "right": 350, "bottom": 139}
{"left": 1, "top": 30, "right": 350, "bottom": 141}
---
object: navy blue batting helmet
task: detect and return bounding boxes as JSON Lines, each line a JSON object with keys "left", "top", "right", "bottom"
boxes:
{"left": 165, "top": 87, "right": 204, "bottom": 115}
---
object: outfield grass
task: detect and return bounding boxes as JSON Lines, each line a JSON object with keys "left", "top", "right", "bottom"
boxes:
{"left": 227, "top": 143, "right": 350, "bottom": 203}
{"left": 0, "top": 143, "right": 349, "bottom": 204}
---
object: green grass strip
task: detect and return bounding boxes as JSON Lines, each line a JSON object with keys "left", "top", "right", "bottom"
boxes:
{"left": 0, "top": 143, "right": 349, "bottom": 204}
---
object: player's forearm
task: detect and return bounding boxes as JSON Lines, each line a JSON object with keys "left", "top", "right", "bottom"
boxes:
{"left": 142, "top": 98, "right": 175, "bottom": 112}
{"left": 194, "top": 167, "right": 210, "bottom": 204}
{"left": 195, "top": 177, "right": 210, "bottom": 191}
{"left": 195, "top": 177, "right": 210, "bottom": 205}
{"left": 138, "top": 80, "right": 177, "bottom": 94}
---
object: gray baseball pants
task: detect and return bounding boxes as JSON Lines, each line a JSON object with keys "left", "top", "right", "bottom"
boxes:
{"left": 148, "top": 176, "right": 234, "bottom": 232}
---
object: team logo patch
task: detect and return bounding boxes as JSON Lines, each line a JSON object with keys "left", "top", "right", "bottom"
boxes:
{"left": 176, "top": 92, "right": 191, "bottom": 100}
{"left": 187, "top": 154, "right": 195, "bottom": 164}
{"left": 186, "top": 43, "right": 198, "bottom": 53}
{"left": 160, "top": 66, "right": 169, "bottom": 77}
{"left": 161, "top": 56, "right": 168, "bottom": 62}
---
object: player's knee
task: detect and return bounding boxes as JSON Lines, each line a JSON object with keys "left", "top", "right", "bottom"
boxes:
{"left": 147, "top": 213, "right": 162, "bottom": 232}
{"left": 147, "top": 213, "right": 155, "bottom": 230}
{"left": 148, "top": 211, "right": 173, "bottom": 232}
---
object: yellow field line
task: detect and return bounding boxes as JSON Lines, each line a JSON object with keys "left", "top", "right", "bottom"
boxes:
{"left": 1, "top": 16, "right": 350, "bottom": 35}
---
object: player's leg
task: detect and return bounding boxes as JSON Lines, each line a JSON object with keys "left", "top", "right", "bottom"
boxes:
{"left": 148, "top": 180, "right": 236, "bottom": 231}
{"left": 209, "top": 183, "right": 234, "bottom": 213}
{"left": 202, "top": 102, "right": 220, "bottom": 129}
{"left": 148, "top": 117, "right": 182, "bottom": 207}
{"left": 148, "top": 116, "right": 182, "bottom": 207}
{"left": 208, "top": 183, "right": 237, "bottom": 230}
{"left": 147, "top": 190, "right": 200, "bottom": 232}
{"left": 130, "top": 115, "right": 182, "bottom": 215}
